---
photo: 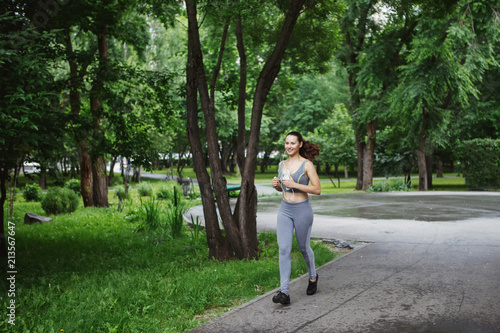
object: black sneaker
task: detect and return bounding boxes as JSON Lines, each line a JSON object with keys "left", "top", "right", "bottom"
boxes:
{"left": 306, "top": 274, "right": 318, "bottom": 295}
{"left": 272, "top": 291, "right": 290, "bottom": 305}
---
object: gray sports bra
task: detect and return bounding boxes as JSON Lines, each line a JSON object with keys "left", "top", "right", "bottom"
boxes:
{"left": 278, "top": 160, "right": 310, "bottom": 193}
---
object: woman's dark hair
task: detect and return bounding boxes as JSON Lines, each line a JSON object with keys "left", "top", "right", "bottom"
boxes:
{"left": 286, "top": 131, "right": 321, "bottom": 161}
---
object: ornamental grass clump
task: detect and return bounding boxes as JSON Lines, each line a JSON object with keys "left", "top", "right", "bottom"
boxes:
{"left": 137, "top": 182, "right": 153, "bottom": 197}
{"left": 141, "top": 197, "right": 164, "bottom": 230}
{"left": 167, "top": 187, "right": 186, "bottom": 238}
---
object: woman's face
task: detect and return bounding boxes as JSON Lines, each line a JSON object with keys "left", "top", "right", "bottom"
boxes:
{"left": 285, "top": 135, "right": 302, "bottom": 156}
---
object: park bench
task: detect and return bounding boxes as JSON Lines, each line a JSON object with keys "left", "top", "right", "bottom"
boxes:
{"left": 225, "top": 184, "right": 241, "bottom": 198}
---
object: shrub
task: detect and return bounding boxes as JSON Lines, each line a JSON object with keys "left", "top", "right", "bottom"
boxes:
{"left": 41, "top": 187, "right": 80, "bottom": 215}
{"left": 64, "top": 179, "right": 81, "bottom": 196}
{"left": 137, "top": 182, "right": 153, "bottom": 197}
{"left": 368, "top": 179, "right": 410, "bottom": 192}
{"left": 456, "top": 139, "right": 500, "bottom": 189}
{"left": 23, "top": 184, "right": 43, "bottom": 202}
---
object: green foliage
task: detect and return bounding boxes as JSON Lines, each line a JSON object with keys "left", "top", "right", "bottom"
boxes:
{"left": 368, "top": 179, "right": 411, "bottom": 192}
{"left": 41, "top": 187, "right": 80, "bottom": 215}
{"left": 22, "top": 184, "right": 43, "bottom": 202}
{"left": 190, "top": 215, "right": 202, "bottom": 245}
{"left": 310, "top": 103, "right": 356, "bottom": 167}
{"left": 115, "top": 186, "right": 129, "bottom": 201}
{"left": 456, "top": 139, "right": 500, "bottom": 189}
{"left": 140, "top": 197, "right": 164, "bottom": 230}
{"left": 166, "top": 187, "right": 186, "bottom": 238}
{"left": 156, "top": 186, "right": 173, "bottom": 200}
{"left": 137, "top": 182, "right": 153, "bottom": 196}
{"left": 64, "top": 179, "right": 81, "bottom": 196}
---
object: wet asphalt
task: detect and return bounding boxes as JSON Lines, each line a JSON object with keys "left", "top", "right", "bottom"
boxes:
{"left": 186, "top": 186, "right": 500, "bottom": 333}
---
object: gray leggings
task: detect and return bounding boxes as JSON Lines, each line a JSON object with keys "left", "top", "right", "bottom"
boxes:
{"left": 277, "top": 199, "right": 317, "bottom": 294}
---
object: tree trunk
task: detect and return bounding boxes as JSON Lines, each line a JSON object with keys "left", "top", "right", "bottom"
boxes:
{"left": 66, "top": 29, "right": 93, "bottom": 207}
{"left": 220, "top": 141, "right": 233, "bottom": 174}
{"left": 235, "top": 13, "right": 247, "bottom": 173}
{"left": 362, "top": 119, "right": 377, "bottom": 190}
{"left": 92, "top": 156, "right": 108, "bottom": 207}
{"left": 344, "top": 161, "right": 349, "bottom": 179}
{"left": 417, "top": 107, "right": 429, "bottom": 191}
{"left": 38, "top": 166, "right": 47, "bottom": 190}
{"left": 9, "top": 159, "right": 21, "bottom": 216}
{"left": 79, "top": 148, "right": 93, "bottom": 207}
{"left": 426, "top": 143, "right": 434, "bottom": 190}
{"left": 436, "top": 155, "right": 444, "bottom": 177}
{"left": 186, "top": 0, "right": 232, "bottom": 259}
{"left": 0, "top": 168, "right": 9, "bottom": 258}
{"left": 355, "top": 133, "right": 364, "bottom": 190}
{"left": 89, "top": 24, "right": 109, "bottom": 207}
{"left": 108, "top": 156, "right": 117, "bottom": 186}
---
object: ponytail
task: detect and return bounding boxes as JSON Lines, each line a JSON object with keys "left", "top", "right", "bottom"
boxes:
{"left": 286, "top": 131, "right": 321, "bottom": 161}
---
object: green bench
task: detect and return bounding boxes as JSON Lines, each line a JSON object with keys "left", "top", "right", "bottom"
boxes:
{"left": 225, "top": 185, "right": 241, "bottom": 197}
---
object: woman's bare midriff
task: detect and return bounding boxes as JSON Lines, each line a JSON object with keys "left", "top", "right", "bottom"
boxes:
{"left": 282, "top": 191, "right": 308, "bottom": 203}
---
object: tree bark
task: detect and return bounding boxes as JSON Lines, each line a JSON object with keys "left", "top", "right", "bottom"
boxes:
{"left": 355, "top": 132, "right": 365, "bottom": 190}
{"left": 108, "top": 156, "right": 117, "bottom": 186}
{"left": 436, "top": 155, "right": 444, "bottom": 177}
{"left": 0, "top": 168, "right": 9, "bottom": 258}
{"left": 79, "top": 147, "right": 93, "bottom": 207}
{"left": 362, "top": 119, "right": 377, "bottom": 190}
{"left": 89, "top": 24, "right": 109, "bottom": 207}
{"left": 235, "top": 13, "right": 247, "bottom": 173}
{"left": 38, "top": 166, "right": 47, "bottom": 190}
{"left": 426, "top": 142, "right": 434, "bottom": 189}
{"left": 418, "top": 106, "right": 429, "bottom": 191}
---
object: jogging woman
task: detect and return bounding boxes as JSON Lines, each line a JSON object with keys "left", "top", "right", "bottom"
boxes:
{"left": 271, "top": 131, "right": 321, "bottom": 305}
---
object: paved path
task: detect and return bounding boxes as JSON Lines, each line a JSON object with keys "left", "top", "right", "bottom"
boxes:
{"left": 188, "top": 190, "right": 500, "bottom": 333}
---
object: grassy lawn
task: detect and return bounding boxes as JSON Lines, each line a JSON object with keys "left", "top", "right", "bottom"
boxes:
{"left": 1, "top": 181, "right": 339, "bottom": 332}
{"left": 0, "top": 171, "right": 469, "bottom": 331}
{"left": 156, "top": 166, "right": 467, "bottom": 193}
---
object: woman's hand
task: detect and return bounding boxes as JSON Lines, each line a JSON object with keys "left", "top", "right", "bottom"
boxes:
{"left": 281, "top": 177, "right": 297, "bottom": 189}
{"left": 272, "top": 177, "right": 282, "bottom": 191}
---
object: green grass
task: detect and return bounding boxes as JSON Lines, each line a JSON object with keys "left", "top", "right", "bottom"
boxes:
{"left": 1, "top": 184, "right": 338, "bottom": 332}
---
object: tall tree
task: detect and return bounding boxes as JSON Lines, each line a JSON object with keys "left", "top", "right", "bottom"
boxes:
{"left": 0, "top": 13, "right": 64, "bottom": 257}
{"left": 390, "top": 0, "right": 500, "bottom": 190}
{"left": 185, "top": 0, "right": 340, "bottom": 259}
{"left": 338, "top": 0, "right": 420, "bottom": 190}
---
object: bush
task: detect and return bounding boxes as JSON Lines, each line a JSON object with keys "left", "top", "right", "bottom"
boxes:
{"left": 64, "top": 179, "right": 81, "bottom": 195}
{"left": 368, "top": 179, "right": 410, "bottom": 192}
{"left": 137, "top": 182, "right": 153, "bottom": 197}
{"left": 41, "top": 187, "right": 80, "bottom": 215}
{"left": 23, "top": 184, "right": 43, "bottom": 202}
{"left": 456, "top": 139, "right": 500, "bottom": 189}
